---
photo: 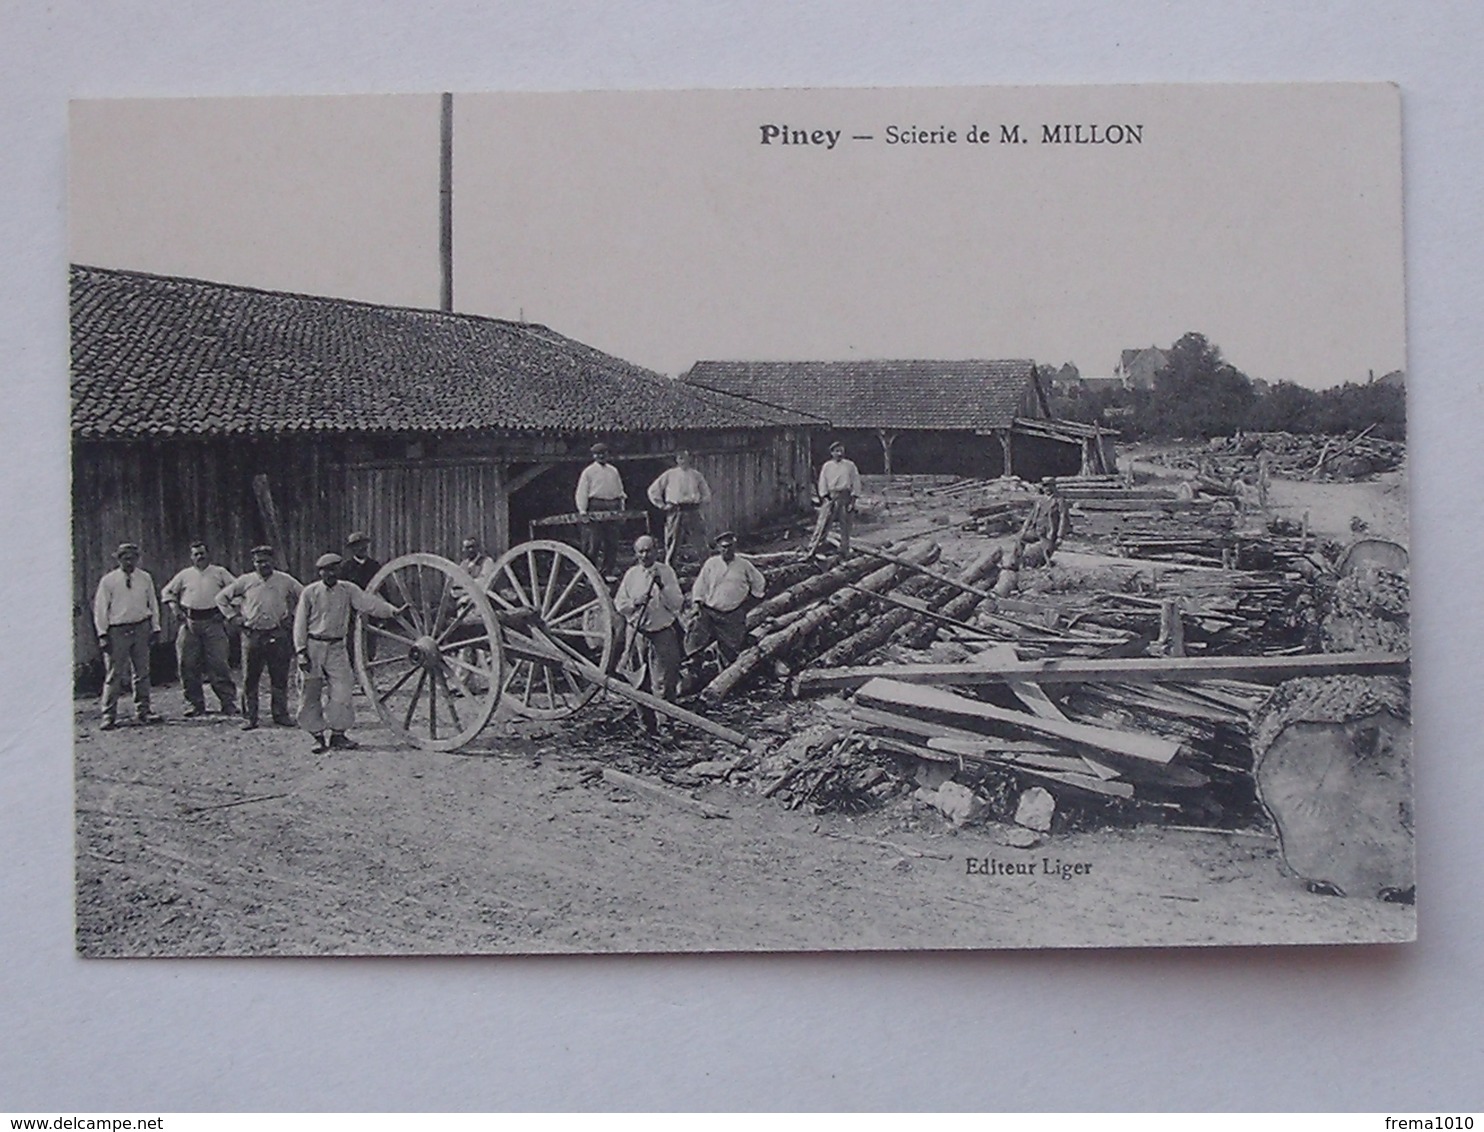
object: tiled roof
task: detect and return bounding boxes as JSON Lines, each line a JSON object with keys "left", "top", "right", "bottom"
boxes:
{"left": 71, "top": 266, "right": 815, "bottom": 438}
{"left": 683, "top": 359, "right": 1040, "bottom": 431}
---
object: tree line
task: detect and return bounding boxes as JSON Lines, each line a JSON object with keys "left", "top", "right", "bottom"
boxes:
{"left": 1049, "top": 332, "right": 1406, "bottom": 441}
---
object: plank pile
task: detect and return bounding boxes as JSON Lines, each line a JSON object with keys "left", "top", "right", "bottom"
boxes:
{"left": 781, "top": 648, "right": 1407, "bottom": 828}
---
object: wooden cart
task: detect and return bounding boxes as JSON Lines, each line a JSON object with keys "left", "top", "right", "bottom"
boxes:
{"left": 353, "top": 540, "right": 746, "bottom": 751}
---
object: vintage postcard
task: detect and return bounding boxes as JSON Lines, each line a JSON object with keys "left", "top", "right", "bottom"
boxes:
{"left": 70, "top": 84, "right": 1410, "bottom": 955}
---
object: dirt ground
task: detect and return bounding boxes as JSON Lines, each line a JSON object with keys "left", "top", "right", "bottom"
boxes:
{"left": 74, "top": 460, "right": 1415, "bottom": 956}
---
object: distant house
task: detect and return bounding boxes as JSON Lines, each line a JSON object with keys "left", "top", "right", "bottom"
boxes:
{"left": 1117, "top": 346, "right": 1168, "bottom": 390}
{"left": 682, "top": 359, "right": 1113, "bottom": 480}
{"left": 71, "top": 266, "right": 816, "bottom": 665}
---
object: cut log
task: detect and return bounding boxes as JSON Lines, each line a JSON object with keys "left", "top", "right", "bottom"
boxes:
{"left": 745, "top": 554, "right": 881, "bottom": 630}
{"left": 1251, "top": 676, "right": 1413, "bottom": 899}
{"left": 601, "top": 768, "right": 729, "bottom": 819}
{"left": 855, "top": 677, "right": 1183, "bottom": 764}
{"left": 702, "top": 542, "right": 939, "bottom": 702}
{"left": 900, "top": 547, "right": 1004, "bottom": 649}
{"left": 792, "top": 651, "right": 1409, "bottom": 696}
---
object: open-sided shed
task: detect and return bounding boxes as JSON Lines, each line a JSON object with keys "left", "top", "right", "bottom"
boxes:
{"left": 71, "top": 266, "right": 816, "bottom": 667}
{"left": 683, "top": 359, "right": 1112, "bottom": 480}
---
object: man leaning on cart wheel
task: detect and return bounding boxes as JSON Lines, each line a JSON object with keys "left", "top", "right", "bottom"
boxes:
{"left": 293, "top": 552, "right": 407, "bottom": 754}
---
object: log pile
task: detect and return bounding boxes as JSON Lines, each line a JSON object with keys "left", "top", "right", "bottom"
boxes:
{"left": 701, "top": 539, "right": 1003, "bottom": 702}
{"left": 1149, "top": 430, "right": 1405, "bottom": 483}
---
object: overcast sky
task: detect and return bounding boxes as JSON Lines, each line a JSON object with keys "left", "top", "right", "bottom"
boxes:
{"left": 70, "top": 84, "right": 1405, "bottom": 388}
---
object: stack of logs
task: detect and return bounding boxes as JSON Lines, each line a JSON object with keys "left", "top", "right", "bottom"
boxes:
{"left": 702, "top": 539, "right": 1005, "bottom": 702}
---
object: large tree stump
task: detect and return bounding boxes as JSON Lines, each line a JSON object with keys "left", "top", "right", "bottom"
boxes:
{"left": 1251, "top": 676, "right": 1412, "bottom": 900}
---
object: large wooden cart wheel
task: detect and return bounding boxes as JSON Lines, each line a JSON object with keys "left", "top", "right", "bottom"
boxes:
{"left": 354, "top": 553, "right": 505, "bottom": 751}
{"left": 486, "top": 539, "right": 620, "bottom": 719}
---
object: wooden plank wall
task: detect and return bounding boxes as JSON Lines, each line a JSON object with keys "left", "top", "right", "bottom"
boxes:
{"left": 74, "top": 437, "right": 359, "bottom": 666}
{"left": 72, "top": 428, "right": 810, "bottom": 667}
{"left": 345, "top": 461, "right": 507, "bottom": 563}
{"left": 688, "top": 428, "right": 813, "bottom": 536}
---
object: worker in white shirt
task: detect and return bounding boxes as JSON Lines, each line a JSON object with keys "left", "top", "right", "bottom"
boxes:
{"left": 647, "top": 448, "right": 713, "bottom": 566}
{"left": 685, "top": 530, "right": 765, "bottom": 666}
{"left": 160, "top": 540, "right": 238, "bottom": 717}
{"left": 294, "top": 552, "right": 406, "bottom": 753}
{"left": 575, "top": 441, "right": 626, "bottom": 578}
{"left": 804, "top": 440, "right": 864, "bottom": 557}
{"left": 216, "top": 545, "right": 303, "bottom": 730}
{"left": 92, "top": 541, "right": 163, "bottom": 729}
{"left": 614, "top": 534, "right": 684, "bottom": 736}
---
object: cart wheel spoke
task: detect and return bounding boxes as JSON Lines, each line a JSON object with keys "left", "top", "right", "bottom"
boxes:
{"left": 501, "top": 562, "right": 535, "bottom": 611}
{"left": 546, "top": 597, "right": 601, "bottom": 629}
{"left": 435, "top": 668, "right": 464, "bottom": 731}
{"left": 367, "top": 624, "right": 419, "bottom": 649}
{"left": 544, "top": 569, "right": 584, "bottom": 623}
{"left": 355, "top": 553, "right": 504, "bottom": 751}
{"left": 489, "top": 540, "right": 617, "bottom": 720}
{"left": 402, "top": 669, "right": 428, "bottom": 730}
{"left": 376, "top": 661, "right": 421, "bottom": 704}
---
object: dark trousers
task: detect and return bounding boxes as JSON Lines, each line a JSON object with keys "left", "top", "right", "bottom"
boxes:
{"left": 806, "top": 490, "right": 854, "bottom": 555}
{"left": 684, "top": 603, "right": 752, "bottom": 666}
{"left": 581, "top": 497, "right": 624, "bottom": 576}
{"left": 635, "top": 623, "right": 682, "bottom": 734}
{"left": 101, "top": 621, "right": 153, "bottom": 722}
{"left": 662, "top": 503, "right": 706, "bottom": 566}
{"left": 177, "top": 615, "right": 236, "bottom": 711}
{"left": 242, "top": 626, "right": 293, "bottom": 724}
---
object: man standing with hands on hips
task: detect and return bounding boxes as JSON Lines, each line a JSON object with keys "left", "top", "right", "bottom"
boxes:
{"left": 294, "top": 552, "right": 406, "bottom": 753}
{"left": 686, "top": 530, "right": 765, "bottom": 667}
{"left": 92, "top": 541, "right": 164, "bottom": 730}
{"left": 161, "top": 540, "right": 238, "bottom": 717}
{"left": 217, "top": 545, "right": 302, "bottom": 731}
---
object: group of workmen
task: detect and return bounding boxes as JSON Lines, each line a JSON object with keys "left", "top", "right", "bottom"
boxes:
{"left": 92, "top": 532, "right": 404, "bottom": 753}
{"left": 575, "top": 438, "right": 861, "bottom": 571}
{"left": 90, "top": 437, "right": 866, "bottom": 747}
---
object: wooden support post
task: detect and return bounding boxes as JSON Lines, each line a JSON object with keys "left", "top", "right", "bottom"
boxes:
{"left": 251, "top": 474, "right": 288, "bottom": 566}
{"left": 877, "top": 429, "right": 897, "bottom": 481}
{"left": 997, "top": 430, "right": 1014, "bottom": 478}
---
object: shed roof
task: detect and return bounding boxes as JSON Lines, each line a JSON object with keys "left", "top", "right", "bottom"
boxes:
{"left": 683, "top": 359, "right": 1041, "bottom": 431}
{"left": 71, "top": 266, "right": 815, "bottom": 439}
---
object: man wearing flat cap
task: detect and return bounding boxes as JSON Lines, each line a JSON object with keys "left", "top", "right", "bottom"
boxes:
{"left": 216, "top": 545, "right": 303, "bottom": 730}
{"left": 804, "top": 440, "right": 863, "bottom": 558}
{"left": 341, "top": 530, "right": 382, "bottom": 669}
{"left": 92, "top": 541, "right": 163, "bottom": 729}
{"left": 575, "top": 441, "right": 626, "bottom": 578}
{"left": 341, "top": 531, "right": 381, "bottom": 591}
{"left": 293, "top": 551, "right": 406, "bottom": 753}
{"left": 686, "top": 530, "right": 766, "bottom": 667}
{"left": 647, "top": 448, "right": 713, "bottom": 567}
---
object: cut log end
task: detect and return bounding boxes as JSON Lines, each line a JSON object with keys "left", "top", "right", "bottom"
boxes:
{"left": 1252, "top": 676, "right": 1413, "bottom": 899}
